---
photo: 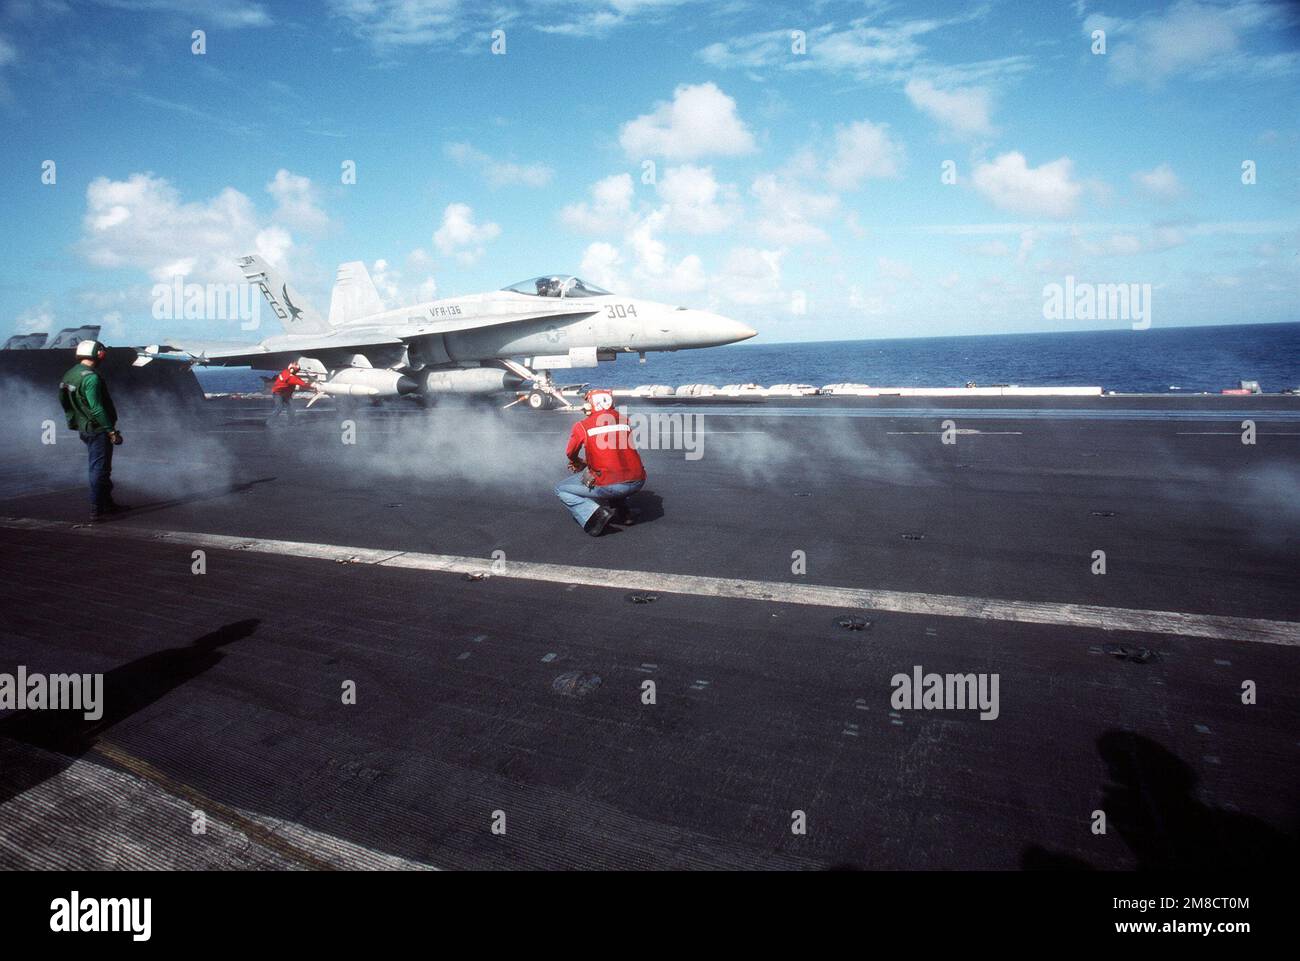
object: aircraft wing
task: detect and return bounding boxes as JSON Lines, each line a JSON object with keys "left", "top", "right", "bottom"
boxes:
{"left": 159, "top": 331, "right": 406, "bottom": 367}
{"left": 162, "top": 305, "right": 598, "bottom": 366}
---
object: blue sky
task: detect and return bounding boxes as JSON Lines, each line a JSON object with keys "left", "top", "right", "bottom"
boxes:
{"left": 1, "top": 0, "right": 1297, "bottom": 345}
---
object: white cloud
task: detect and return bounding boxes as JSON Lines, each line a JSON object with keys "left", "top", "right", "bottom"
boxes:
{"left": 560, "top": 173, "right": 636, "bottom": 234}
{"left": 610, "top": 209, "right": 709, "bottom": 296}
{"left": 15, "top": 291, "right": 131, "bottom": 343}
{"left": 433, "top": 202, "right": 500, "bottom": 265}
{"left": 79, "top": 172, "right": 303, "bottom": 284}
{"left": 15, "top": 301, "right": 54, "bottom": 334}
{"left": 1016, "top": 228, "right": 1037, "bottom": 266}
{"left": 444, "top": 142, "right": 553, "bottom": 188}
{"left": 253, "top": 224, "right": 293, "bottom": 269}
{"left": 370, "top": 258, "right": 400, "bottom": 305}
{"left": 92, "top": 0, "right": 271, "bottom": 28}
{"left": 327, "top": 0, "right": 462, "bottom": 47}
{"left": 715, "top": 247, "right": 784, "bottom": 306}
{"left": 537, "top": 0, "right": 692, "bottom": 37}
{"left": 97, "top": 310, "right": 126, "bottom": 339}
{"left": 876, "top": 256, "right": 915, "bottom": 282}
{"left": 579, "top": 241, "right": 623, "bottom": 291}
{"left": 369, "top": 256, "right": 438, "bottom": 307}
{"left": 921, "top": 219, "right": 1281, "bottom": 238}
{"left": 904, "top": 79, "right": 994, "bottom": 138}
{"left": 1132, "top": 163, "right": 1185, "bottom": 202}
{"left": 971, "top": 152, "right": 1082, "bottom": 219}
{"left": 1151, "top": 225, "right": 1187, "bottom": 250}
{"left": 665, "top": 253, "right": 707, "bottom": 294}
{"left": 824, "top": 119, "right": 903, "bottom": 190}
{"left": 1095, "top": 0, "right": 1298, "bottom": 86}
{"left": 1106, "top": 234, "right": 1143, "bottom": 255}
{"left": 1078, "top": 225, "right": 1189, "bottom": 256}
{"left": 657, "top": 164, "right": 740, "bottom": 234}
{"left": 627, "top": 208, "right": 670, "bottom": 276}
{"left": 330, "top": 0, "right": 688, "bottom": 46}
{"left": 0, "top": 34, "right": 17, "bottom": 102}
{"left": 847, "top": 284, "right": 889, "bottom": 316}
{"left": 72, "top": 286, "right": 146, "bottom": 341}
{"left": 698, "top": 12, "right": 1034, "bottom": 86}
{"left": 619, "top": 82, "right": 756, "bottom": 160}
{"left": 751, "top": 173, "right": 839, "bottom": 246}
{"left": 6, "top": 1, "right": 72, "bottom": 19}
{"left": 574, "top": 232, "right": 784, "bottom": 309}
{"left": 407, "top": 247, "right": 435, "bottom": 271}
{"left": 266, "top": 169, "right": 329, "bottom": 232}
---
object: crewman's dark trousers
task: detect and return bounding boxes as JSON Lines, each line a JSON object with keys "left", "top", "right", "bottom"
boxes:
{"left": 79, "top": 430, "right": 114, "bottom": 513}
{"left": 266, "top": 392, "right": 294, "bottom": 426}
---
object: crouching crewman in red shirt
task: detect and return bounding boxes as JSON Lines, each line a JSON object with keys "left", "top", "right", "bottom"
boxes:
{"left": 555, "top": 389, "right": 646, "bottom": 537}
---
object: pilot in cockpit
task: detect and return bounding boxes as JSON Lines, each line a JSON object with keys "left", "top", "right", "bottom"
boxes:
{"left": 535, "top": 276, "right": 564, "bottom": 297}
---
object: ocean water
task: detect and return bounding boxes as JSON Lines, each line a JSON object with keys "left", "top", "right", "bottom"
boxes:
{"left": 195, "top": 322, "right": 1299, "bottom": 396}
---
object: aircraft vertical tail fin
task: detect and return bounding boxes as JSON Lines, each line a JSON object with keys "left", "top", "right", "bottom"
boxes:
{"left": 238, "top": 254, "right": 329, "bottom": 334}
{"left": 328, "top": 261, "right": 386, "bottom": 326}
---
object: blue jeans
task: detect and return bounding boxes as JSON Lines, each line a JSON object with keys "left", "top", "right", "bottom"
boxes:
{"left": 266, "top": 392, "right": 294, "bottom": 425}
{"left": 554, "top": 473, "right": 644, "bottom": 527}
{"left": 80, "top": 430, "right": 114, "bottom": 512}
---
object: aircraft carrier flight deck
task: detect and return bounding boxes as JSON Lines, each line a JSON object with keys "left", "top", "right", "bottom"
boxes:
{"left": 1, "top": 386, "right": 1297, "bottom": 871}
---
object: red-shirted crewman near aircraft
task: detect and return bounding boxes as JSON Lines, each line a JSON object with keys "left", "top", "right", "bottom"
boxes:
{"left": 266, "top": 362, "right": 313, "bottom": 426}
{"left": 555, "top": 389, "right": 646, "bottom": 536}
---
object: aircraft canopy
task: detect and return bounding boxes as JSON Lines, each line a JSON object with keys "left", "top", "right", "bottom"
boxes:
{"left": 502, "top": 276, "right": 612, "bottom": 298}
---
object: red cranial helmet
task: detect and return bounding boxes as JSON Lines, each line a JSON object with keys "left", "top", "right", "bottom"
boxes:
{"left": 584, "top": 389, "right": 615, "bottom": 413}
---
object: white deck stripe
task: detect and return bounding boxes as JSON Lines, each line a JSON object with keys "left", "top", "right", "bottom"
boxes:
{"left": 2, "top": 515, "right": 1297, "bottom": 646}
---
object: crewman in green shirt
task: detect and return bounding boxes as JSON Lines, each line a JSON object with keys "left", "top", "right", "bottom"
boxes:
{"left": 59, "top": 340, "right": 127, "bottom": 521}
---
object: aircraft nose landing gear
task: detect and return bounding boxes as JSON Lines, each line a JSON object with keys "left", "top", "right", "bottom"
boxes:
{"left": 501, "top": 359, "right": 578, "bottom": 411}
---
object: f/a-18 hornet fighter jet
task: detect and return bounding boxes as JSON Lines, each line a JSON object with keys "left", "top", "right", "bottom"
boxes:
{"left": 158, "top": 256, "right": 757, "bottom": 409}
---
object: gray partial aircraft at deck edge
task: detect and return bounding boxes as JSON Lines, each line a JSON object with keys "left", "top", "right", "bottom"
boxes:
{"left": 156, "top": 255, "right": 757, "bottom": 408}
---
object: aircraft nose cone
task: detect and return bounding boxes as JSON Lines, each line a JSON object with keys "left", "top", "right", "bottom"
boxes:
{"left": 700, "top": 312, "right": 757, "bottom": 345}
